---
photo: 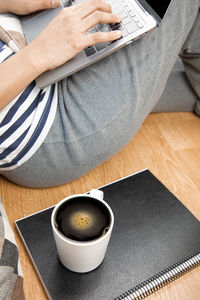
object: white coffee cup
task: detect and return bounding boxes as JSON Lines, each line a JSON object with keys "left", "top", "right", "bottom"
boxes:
{"left": 51, "top": 189, "right": 114, "bottom": 273}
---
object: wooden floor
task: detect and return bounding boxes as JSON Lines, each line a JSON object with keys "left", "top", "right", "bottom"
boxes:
{"left": 0, "top": 112, "right": 200, "bottom": 300}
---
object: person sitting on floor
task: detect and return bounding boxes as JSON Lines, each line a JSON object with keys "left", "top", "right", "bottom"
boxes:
{"left": 0, "top": 0, "right": 199, "bottom": 188}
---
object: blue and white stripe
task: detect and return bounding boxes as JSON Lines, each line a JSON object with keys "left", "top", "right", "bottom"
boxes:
{"left": 0, "top": 40, "right": 58, "bottom": 170}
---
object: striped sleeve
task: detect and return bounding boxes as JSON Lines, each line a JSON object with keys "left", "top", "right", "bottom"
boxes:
{"left": 0, "top": 40, "right": 58, "bottom": 170}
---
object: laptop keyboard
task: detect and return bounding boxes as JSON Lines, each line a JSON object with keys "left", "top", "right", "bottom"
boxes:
{"left": 62, "top": 0, "right": 144, "bottom": 57}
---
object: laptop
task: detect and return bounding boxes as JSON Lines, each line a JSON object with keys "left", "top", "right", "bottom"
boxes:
{"left": 21, "top": 0, "right": 171, "bottom": 88}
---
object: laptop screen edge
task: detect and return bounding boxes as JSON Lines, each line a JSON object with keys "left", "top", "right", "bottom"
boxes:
{"left": 136, "top": 0, "right": 171, "bottom": 25}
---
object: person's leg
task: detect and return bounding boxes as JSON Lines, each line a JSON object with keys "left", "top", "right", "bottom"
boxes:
{"left": 180, "top": 9, "right": 200, "bottom": 116}
{"left": 1, "top": 0, "right": 200, "bottom": 187}
{"left": 152, "top": 56, "right": 199, "bottom": 113}
{"left": 153, "top": 8, "right": 200, "bottom": 113}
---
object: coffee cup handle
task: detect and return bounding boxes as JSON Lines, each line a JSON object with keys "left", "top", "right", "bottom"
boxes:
{"left": 87, "top": 189, "right": 104, "bottom": 200}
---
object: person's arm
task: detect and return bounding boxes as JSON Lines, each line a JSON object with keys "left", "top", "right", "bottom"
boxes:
{"left": 0, "top": 0, "right": 60, "bottom": 14}
{"left": 0, "top": 46, "right": 45, "bottom": 110}
{"left": 0, "top": 0, "right": 122, "bottom": 111}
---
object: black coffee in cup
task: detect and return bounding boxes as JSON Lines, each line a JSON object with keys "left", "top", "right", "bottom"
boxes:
{"left": 54, "top": 196, "right": 111, "bottom": 242}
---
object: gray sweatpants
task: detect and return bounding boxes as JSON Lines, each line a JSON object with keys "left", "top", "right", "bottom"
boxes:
{"left": 1, "top": 0, "right": 200, "bottom": 187}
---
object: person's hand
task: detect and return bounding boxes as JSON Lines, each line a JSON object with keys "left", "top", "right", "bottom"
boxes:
{"left": 27, "top": 0, "right": 122, "bottom": 73}
{"left": 0, "top": 0, "right": 60, "bottom": 15}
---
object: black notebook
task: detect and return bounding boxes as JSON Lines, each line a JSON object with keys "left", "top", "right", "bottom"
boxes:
{"left": 15, "top": 170, "right": 200, "bottom": 300}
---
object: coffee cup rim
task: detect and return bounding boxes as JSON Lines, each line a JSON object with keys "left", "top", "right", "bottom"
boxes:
{"left": 51, "top": 193, "right": 114, "bottom": 246}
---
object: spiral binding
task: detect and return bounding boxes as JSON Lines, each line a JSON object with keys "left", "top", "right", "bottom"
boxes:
{"left": 115, "top": 251, "right": 200, "bottom": 300}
